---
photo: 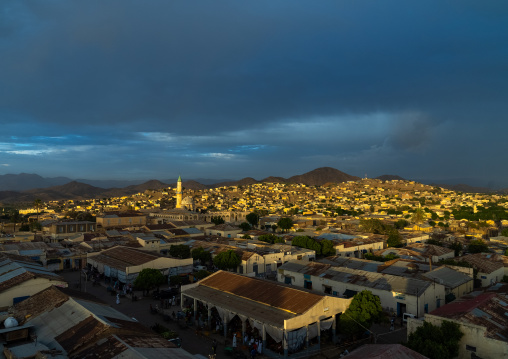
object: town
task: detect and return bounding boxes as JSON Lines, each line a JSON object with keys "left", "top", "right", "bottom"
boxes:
{"left": 0, "top": 177, "right": 507, "bottom": 359}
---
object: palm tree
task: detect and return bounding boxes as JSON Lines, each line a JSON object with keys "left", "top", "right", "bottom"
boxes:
{"left": 10, "top": 210, "right": 21, "bottom": 233}
{"left": 411, "top": 208, "right": 425, "bottom": 231}
{"left": 33, "top": 198, "right": 42, "bottom": 223}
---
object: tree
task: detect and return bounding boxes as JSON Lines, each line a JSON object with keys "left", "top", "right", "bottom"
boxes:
{"left": 213, "top": 250, "right": 241, "bottom": 271}
{"left": 134, "top": 268, "right": 165, "bottom": 295}
{"left": 258, "top": 234, "right": 279, "bottom": 244}
{"left": 501, "top": 228, "right": 508, "bottom": 237}
{"left": 467, "top": 239, "right": 489, "bottom": 254}
{"left": 211, "top": 216, "right": 225, "bottom": 225}
{"left": 9, "top": 210, "right": 21, "bottom": 233}
{"left": 169, "top": 245, "right": 191, "bottom": 259}
{"left": 271, "top": 224, "right": 278, "bottom": 232}
{"left": 411, "top": 208, "right": 425, "bottom": 229}
{"left": 277, "top": 217, "right": 293, "bottom": 232}
{"left": 394, "top": 219, "right": 409, "bottom": 229}
{"left": 449, "top": 241, "right": 462, "bottom": 256}
{"left": 33, "top": 198, "right": 42, "bottom": 223}
{"left": 239, "top": 222, "right": 251, "bottom": 231}
{"left": 191, "top": 247, "right": 212, "bottom": 264}
{"left": 246, "top": 212, "right": 259, "bottom": 228}
{"left": 339, "top": 290, "right": 382, "bottom": 337}
{"left": 405, "top": 320, "right": 463, "bottom": 359}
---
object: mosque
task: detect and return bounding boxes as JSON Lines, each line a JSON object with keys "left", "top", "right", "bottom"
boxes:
{"left": 150, "top": 176, "right": 249, "bottom": 224}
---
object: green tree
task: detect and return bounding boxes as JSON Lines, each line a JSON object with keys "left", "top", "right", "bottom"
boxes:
{"left": 394, "top": 219, "right": 409, "bottom": 229}
{"left": 9, "top": 210, "right": 21, "bottom": 233}
{"left": 246, "top": 212, "right": 259, "bottom": 228}
{"left": 339, "top": 290, "right": 382, "bottom": 337}
{"left": 467, "top": 239, "right": 489, "bottom": 254}
{"left": 411, "top": 208, "right": 426, "bottom": 229}
{"left": 169, "top": 245, "right": 191, "bottom": 259}
{"left": 387, "top": 229, "right": 403, "bottom": 248}
{"left": 134, "top": 268, "right": 165, "bottom": 295}
{"left": 320, "top": 239, "right": 336, "bottom": 256}
{"left": 194, "top": 269, "right": 211, "bottom": 280}
{"left": 501, "top": 228, "right": 508, "bottom": 237}
{"left": 277, "top": 217, "right": 293, "bottom": 232}
{"left": 191, "top": 247, "right": 212, "bottom": 264}
{"left": 271, "top": 224, "right": 278, "bottom": 232}
{"left": 405, "top": 320, "right": 463, "bottom": 359}
{"left": 33, "top": 198, "right": 42, "bottom": 223}
{"left": 449, "top": 241, "right": 462, "bottom": 256}
{"left": 211, "top": 216, "right": 225, "bottom": 225}
{"left": 258, "top": 234, "right": 279, "bottom": 244}
{"left": 239, "top": 222, "right": 251, "bottom": 231}
{"left": 213, "top": 250, "right": 241, "bottom": 271}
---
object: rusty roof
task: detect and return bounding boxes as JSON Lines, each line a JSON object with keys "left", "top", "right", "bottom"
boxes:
{"left": 457, "top": 253, "right": 504, "bottom": 274}
{"left": 430, "top": 292, "right": 508, "bottom": 342}
{"left": 406, "top": 243, "right": 454, "bottom": 257}
{"left": 89, "top": 246, "right": 160, "bottom": 270}
{"left": 199, "top": 271, "right": 322, "bottom": 314}
{"left": 55, "top": 315, "right": 110, "bottom": 355}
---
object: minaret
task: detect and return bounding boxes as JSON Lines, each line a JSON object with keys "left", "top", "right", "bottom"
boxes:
{"left": 176, "top": 176, "right": 183, "bottom": 209}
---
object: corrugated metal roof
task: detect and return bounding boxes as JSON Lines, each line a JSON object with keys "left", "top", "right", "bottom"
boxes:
{"left": 281, "top": 260, "right": 431, "bottom": 295}
{"left": 423, "top": 266, "right": 472, "bottom": 288}
{"left": 431, "top": 292, "right": 508, "bottom": 341}
{"left": 200, "top": 271, "right": 323, "bottom": 315}
{"left": 183, "top": 285, "right": 297, "bottom": 328}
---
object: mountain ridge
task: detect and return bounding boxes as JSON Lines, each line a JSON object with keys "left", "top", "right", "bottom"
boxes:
{"left": 0, "top": 168, "right": 504, "bottom": 203}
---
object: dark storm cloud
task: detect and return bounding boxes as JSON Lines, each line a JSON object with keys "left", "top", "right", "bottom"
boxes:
{"left": 0, "top": 1, "right": 507, "bottom": 184}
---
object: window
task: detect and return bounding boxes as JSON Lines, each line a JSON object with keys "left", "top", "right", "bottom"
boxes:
{"left": 304, "top": 280, "right": 312, "bottom": 290}
{"left": 323, "top": 285, "right": 332, "bottom": 294}
{"left": 465, "top": 345, "right": 476, "bottom": 352}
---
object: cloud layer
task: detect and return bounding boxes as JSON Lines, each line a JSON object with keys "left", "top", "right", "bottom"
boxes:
{"left": 0, "top": 1, "right": 507, "bottom": 186}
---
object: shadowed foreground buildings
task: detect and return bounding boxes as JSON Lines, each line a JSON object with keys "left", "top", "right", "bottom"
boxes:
{"left": 408, "top": 291, "right": 508, "bottom": 359}
{"left": 1, "top": 286, "right": 196, "bottom": 358}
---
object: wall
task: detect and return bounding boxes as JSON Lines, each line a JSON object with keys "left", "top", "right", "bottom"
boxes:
{"left": 280, "top": 268, "right": 446, "bottom": 317}
{"left": 285, "top": 296, "right": 352, "bottom": 331}
{"left": 409, "top": 314, "right": 508, "bottom": 359}
{"left": 0, "top": 278, "right": 67, "bottom": 309}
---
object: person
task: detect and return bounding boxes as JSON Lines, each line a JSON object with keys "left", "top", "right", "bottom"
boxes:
{"left": 116, "top": 293, "right": 120, "bottom": 305}
{"left": 244, "top": 334, "right": 249, "bottom": 345}
{"left": 390, "top": 318, "right": 394, "bottom": 331}
{"left": 257, "top": 340, "right": 262, "bottom": 354}
{"left": 232, "top": 333, "right": 237, "bottom": 348}
{"left": 250, "top": 348, "right": 256, "bottom": 359}
{"left": 212, "top": 339, "right": 217, "bottom": 355}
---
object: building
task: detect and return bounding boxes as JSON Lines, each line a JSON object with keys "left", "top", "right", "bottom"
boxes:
{"left": 0, "top": 254, "right": 67, "bottom": 310}
{"left": 278, "top": 260, "right": 446, "bottom": 317}
{"left": 87, "top": 246, "right": 193, "bottom": 283}
{"left": 42, "top": 220, "right": 96, "bottom": 240}
{"left": 457, "top": 253, "right": 504, "bottom": 287}
{"left": 181, "top": 270, "right": 352, "bottom": 358}
{"left": 408, "top": 292, "right": 508, "bottom": 359}
{"left": 96, "top": 212, "right": 147, "bottom": 229}
{"left": 5, "top": 286, "right": 195, "bottom": 358}
{"left": 422, "top": 266, "right": 474, "bottom": 302}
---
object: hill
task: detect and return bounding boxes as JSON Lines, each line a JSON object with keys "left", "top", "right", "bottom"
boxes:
{"left": 287, "top": 167, "right": 360, "bottom": 186}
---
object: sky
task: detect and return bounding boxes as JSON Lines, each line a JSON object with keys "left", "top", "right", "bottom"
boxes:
{"left": 0, "top": 1, "right": 507, "bottom": 187}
